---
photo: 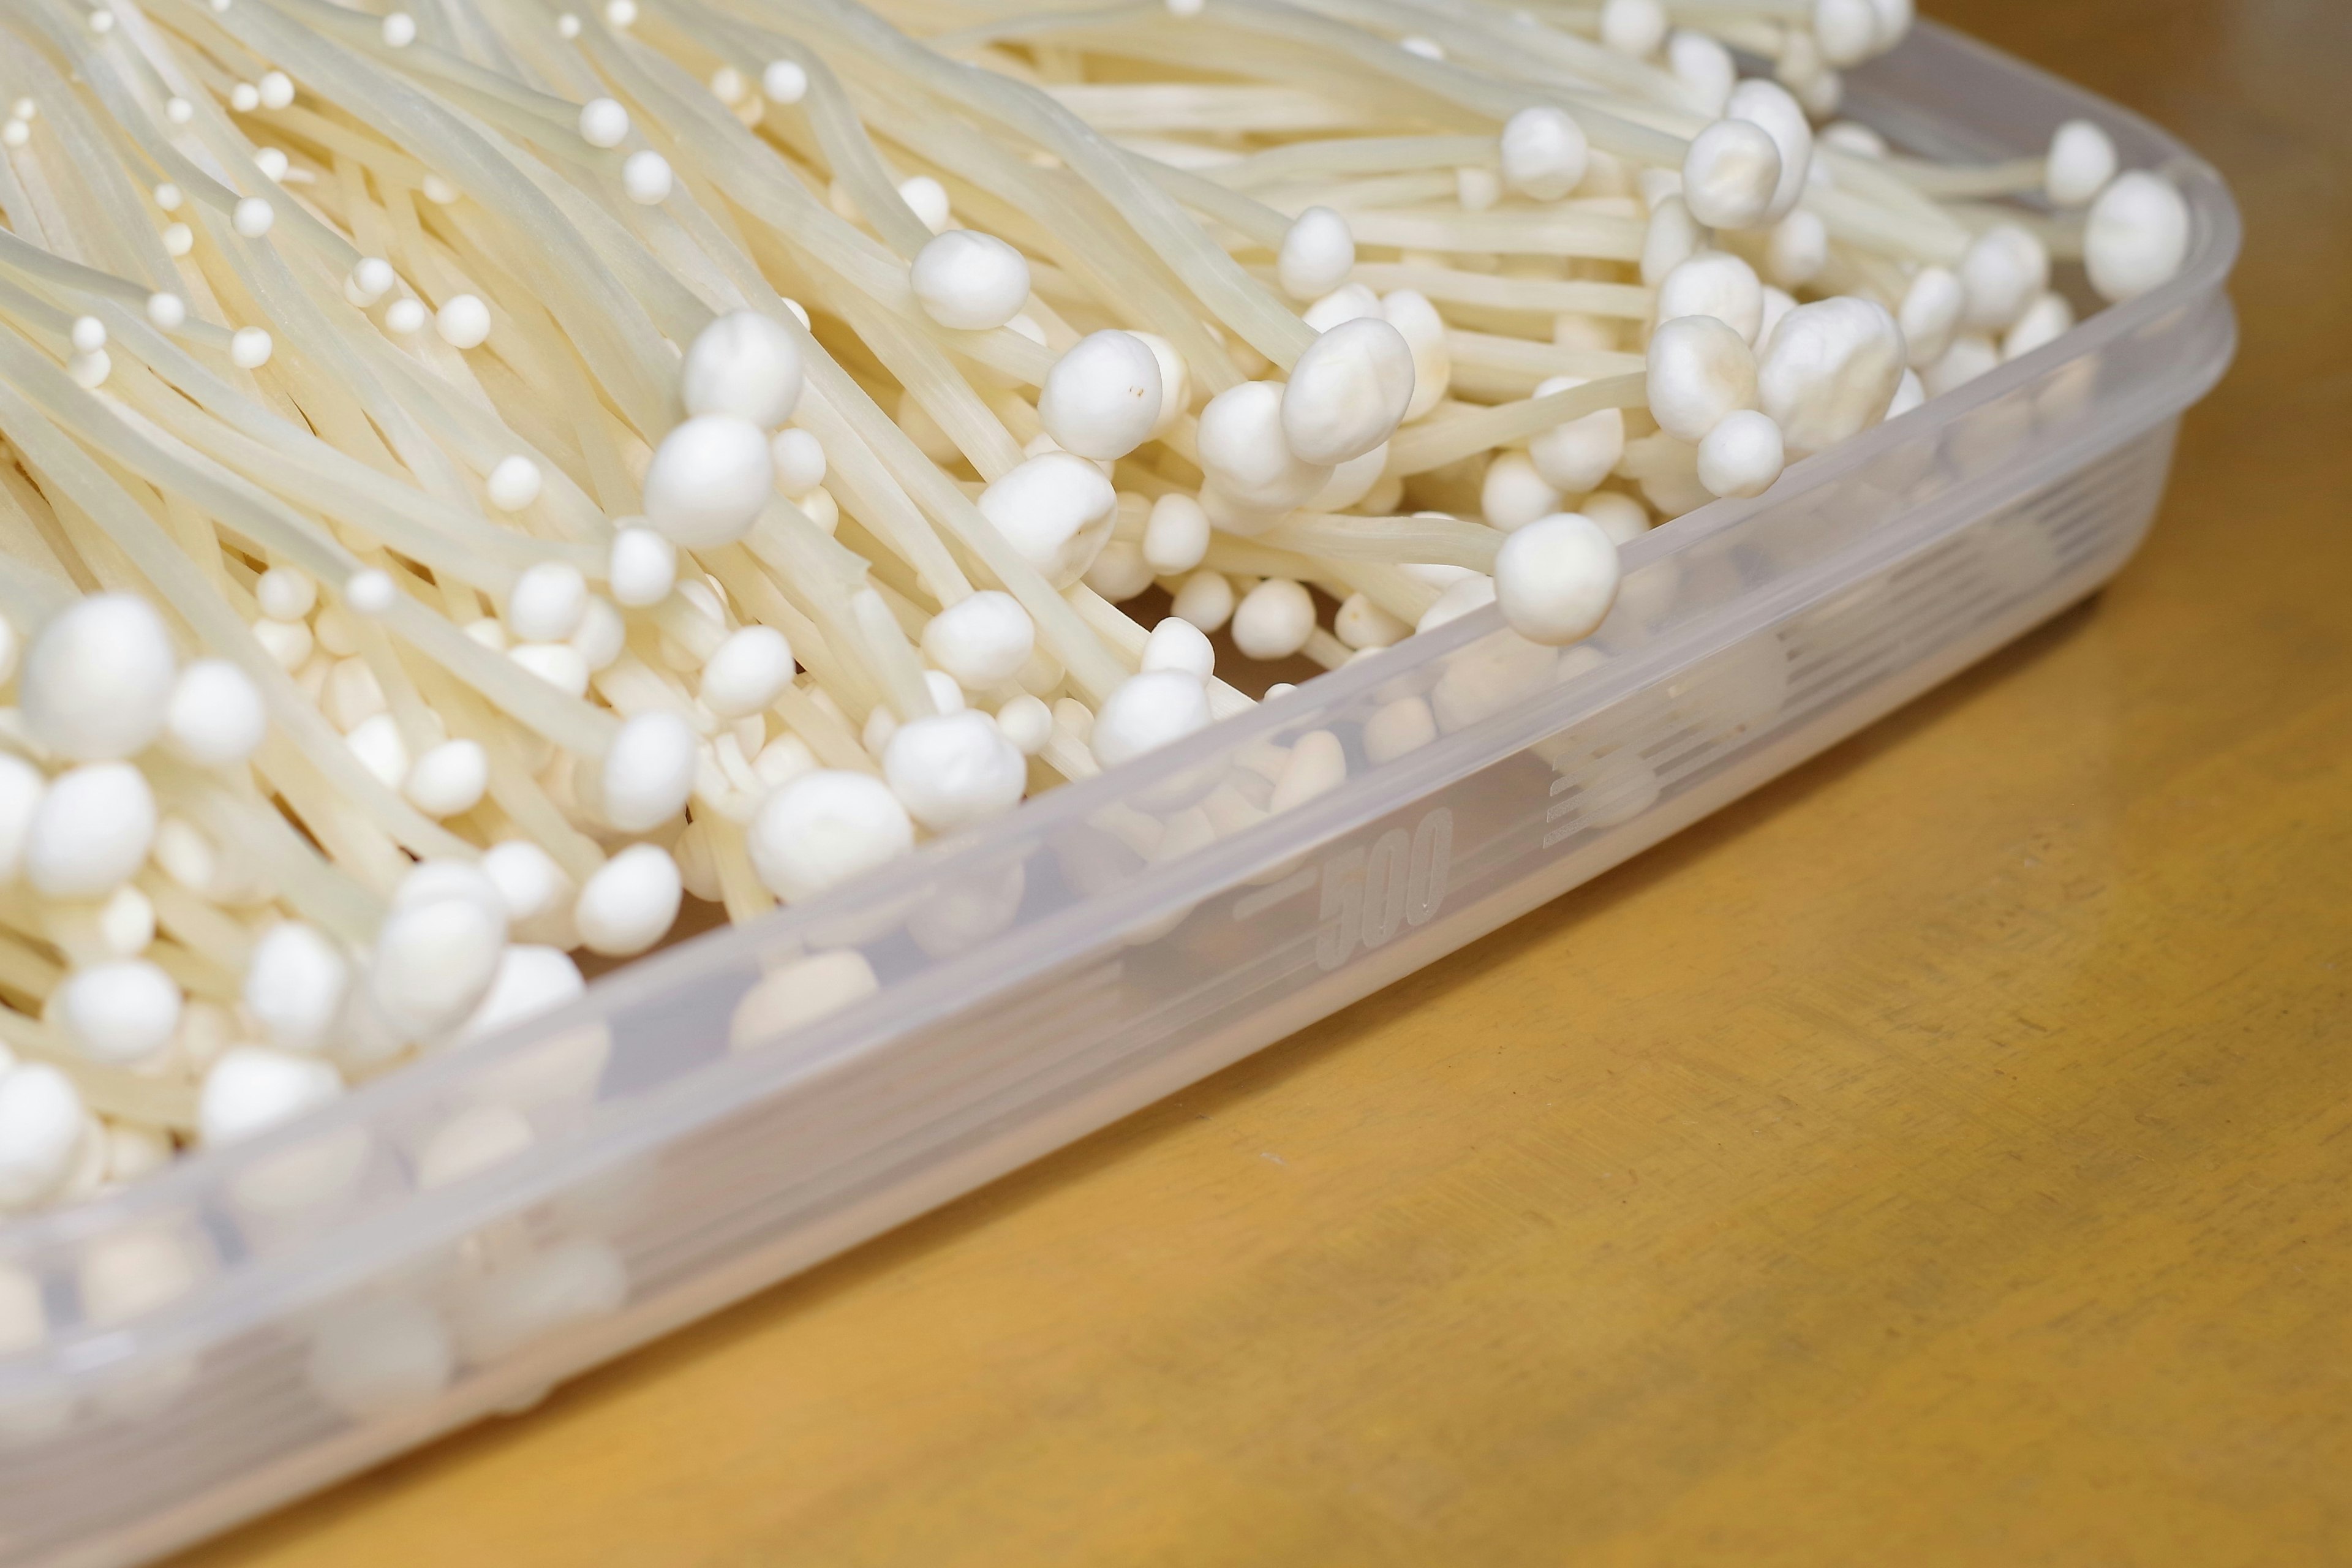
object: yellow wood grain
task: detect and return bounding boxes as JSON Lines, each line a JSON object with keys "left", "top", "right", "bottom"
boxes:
{"left": 176, "top": 1, "right": 2352, "bottom": 1562}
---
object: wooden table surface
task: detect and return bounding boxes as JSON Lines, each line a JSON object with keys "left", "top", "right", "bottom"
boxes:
{"left": 179, "top": 2, "right": 2351, "bottom": 1562}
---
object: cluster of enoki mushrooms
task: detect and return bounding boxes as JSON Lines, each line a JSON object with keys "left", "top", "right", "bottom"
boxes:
{"left": 0, "top": 0, "right": 2190, "bottom": 1208}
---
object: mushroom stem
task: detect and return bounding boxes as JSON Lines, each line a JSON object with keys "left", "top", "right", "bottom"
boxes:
{"left": 1267, "top": 511, "right": 1502, "bottom": 571}
{"left": 1387, "top": 372, "right": 1647, "bottom": 473}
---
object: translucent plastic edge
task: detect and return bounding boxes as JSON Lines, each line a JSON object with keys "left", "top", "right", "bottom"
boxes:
{"left": 0, "top": 20, "right": 2245, "bottom": 1370}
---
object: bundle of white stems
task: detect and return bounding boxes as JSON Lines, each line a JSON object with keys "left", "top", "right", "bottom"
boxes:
{"left": 0, "top": 0, "right": 2190, "bottom": 1212}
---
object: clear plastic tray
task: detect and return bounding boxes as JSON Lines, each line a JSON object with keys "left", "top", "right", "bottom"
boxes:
{"left": 0, "top": 21, "right": 2239, "bottom": 1566}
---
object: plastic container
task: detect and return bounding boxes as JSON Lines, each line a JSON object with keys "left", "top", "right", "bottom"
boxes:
{"left": 0, "top": 21, "right": 2237, "bottom": 1566}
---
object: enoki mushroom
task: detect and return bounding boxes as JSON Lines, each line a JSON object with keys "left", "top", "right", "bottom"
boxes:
{"left": 0, "top": 0, "right": 2191, "bottom": 1210}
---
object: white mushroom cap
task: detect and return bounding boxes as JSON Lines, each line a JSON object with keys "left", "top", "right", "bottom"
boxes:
{"left": 1696, "top": 409, "right": 1787, "bottom": 499}
{"left": 483, "top": 840, "right": 575, "bottom": 935}
{"left": 165, "top": 660, "right": 266, "bottom": 768}
{"left": 2086, "top": 172, "right": 2192, "bottom": 304}
{"left": 1141, "top": 492, "right": 1211, "bottom": 576}
{"left": 910, "top": 229, "right": 1032, "bottom": 331}
{"left": 622, "top": 148, "right": 673, "bottom": 205}
{"left": 1656, "top": 250, "right": 1764, "bottom": 344}
{"left": 643, "top": 415, "right": 774, "bottom": 547}
{"left": 1039, "top": 330, "right": 1163, "bottom": 461}
{"left": 1498, "top": 107, "right": 1589, "bottom": 200}
{"left": 1494, "top": 513, "right": 1621, "bottom": 646}
{"left": 58, "top": 960, "right": 182, "bottom": 1067}
{"left": 1482, "top": 451, "right": 1564, "bottom": 533}
{"left": 2003, "top": 292, "right": 2077, "bottom": 361}
{"left": 406, "top": 739, "right": 491, "bottom": 818}
{"left": 1140, "top": 616, "right": 1216, "bottom": 681}
{"left": 974, "top": 452, "right": 1119, "bottom": 587}
{"left": 1958, "top": 225, "right": 2051, "bottom": 333}
{"left": 1681, "top": 117, "right": 1782, "bottom": 231}
{"left": 0, "top": 1065, "right": 86, "bottom": 1210}
{"left": 749, "top": 771, "right": 914, "bottom": 902}
{"left": 575, "top": 844, "right": 683, "bottom": 955}
{"left": 763, "top": 60, "right": 809, "bottom": 104}
{"left": 1090, "top": 670, "right": 1212, "bottom": 769}
{"left": 1667, "top": 29, "right": 1735, "bottom": 115}
{"left": 20, "top": 594, "right": 176, "bottom": 761}
{"left": 1230, "top": 578, "right": 1316, "bottom": 661}
{"left": 371, "top": 897, "right": 505, "bottom": 1040}
{"left": 1725, "top": 79, "right": 1812, "bottom": 225}
{"left": 1755, "top": 296, "right": 1908, "bottom": 457}
{"left": 2046, "top": 119, "right": 2119, "bottom": 208}
{"left": 199, "top": 1046, "right": 342, "bottom": 1147}
{"left": 1302, "top": 283, "right": 1380, "bottom": 335}
{"left": 700, "top": 626, "right": 796, "bottom": 719}
{"left": 682, "top": 311, "right": 804, "bottom": 428}
{"left": 1528, "top": 376, "right": 1627, "bottom": 494}
{"left": 608, "top": 526, "right": 679, "bottom": 607}
{"left": 26, "top": 764, "right": 156, "bottom": 899}
{"left": 1310, "top": 442, "right": 1390, "bottom": 511}
{"left": 1129, "top": 331, "right": 1190, "bottom": 436}
{"left": 1380, "top": 288, "right": 1450, "bottom": 420}
{"left": 578, "top": 96, "right": 630, "bottom": 148}
{"left": 1170, "top": 570, "right": 1235, "bottom": 634}
{"left": 1812, "top": 0, "right": 1879, "bottom": 66}
{"left": 1196, "top": 380, "right": 1332, "bottom": 518}
{"left": 1898, "top": 266, "right": 1966, "bottom": 369}
{"left": 1765, "top": 210, "right": 1829, "bottom": 290}
{"left": 1334, "top": 593, "right": 1408, "bottom": 650}
{"left": 601, "top": 712, "right": 699, "bottom": 832}
{"left": 1868, "top": 0, "right": 1915, "bottom": 51}
{"left": 1276, "top": 206, "right": 1354, "bottom": 300}
{"left": 435, "top": 295, "right": 491, "bottom": 349}
{"left": 1646, "top": 314, "right": 1759, "bottom": 443}
{"left": 922, "top": 590, "right": 1037, "bottom": 690}
{"left": 456, "top": 944, "right": 586, "bottom": 1044}
{"left": 898, "top": 175, "right": 950, "bottom": 232}
{"left": 883, "top": 711, "right": 1027, "bottom": 832}
{"left": 1599, "top": 0, "right": 1668, "bottom": 56}
{"left": 995, "top": 695, "right": 1054, "bottom": 757}
{"left": 507, "top": 561, "right": 587, "bottom": 642}
{"left": 1280, "top": 315, "right": 1415, "bottom": 466}
{"left": 770, "top": 428, "right": 827, "bottom": 497}
{"left": 1416, "top": 573, "right": 1497, "bottom": 635}
{"left": 243, "top": 921, "right": 352, "bottom": 1053}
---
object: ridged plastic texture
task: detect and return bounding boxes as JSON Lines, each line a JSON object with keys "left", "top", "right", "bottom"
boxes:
{"left": 0, "top": 21, "right": 2239, "bottom": 1567}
